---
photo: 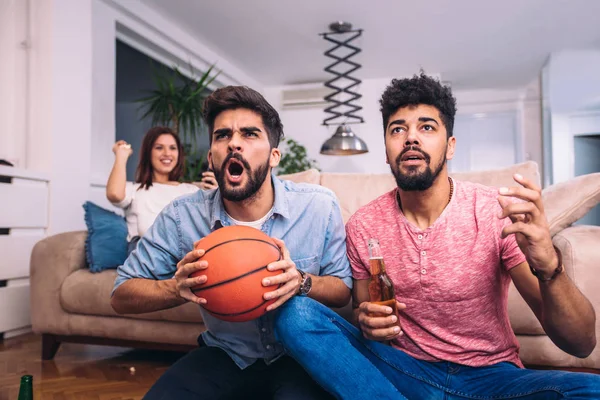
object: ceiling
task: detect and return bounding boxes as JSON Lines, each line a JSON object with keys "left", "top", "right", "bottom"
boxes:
{"left": 141, "top": 0, "right": 600, "bottom": 89}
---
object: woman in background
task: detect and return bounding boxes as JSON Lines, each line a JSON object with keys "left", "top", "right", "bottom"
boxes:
{"left": 106, "top": 126, "right": 204, "bottom": 254}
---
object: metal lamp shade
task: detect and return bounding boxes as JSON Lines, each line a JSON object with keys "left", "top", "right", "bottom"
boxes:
{"left": 320, "top": 124, "right": 369, "bottom": 155}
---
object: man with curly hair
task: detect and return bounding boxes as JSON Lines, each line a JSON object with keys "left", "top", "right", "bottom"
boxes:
{"left": 273, "top": 74, "right": 600, "bottom": 399}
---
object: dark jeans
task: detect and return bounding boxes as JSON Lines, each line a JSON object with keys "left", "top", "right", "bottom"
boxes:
{"left": 143, "top": 336, "right": 332, "bottom": 400}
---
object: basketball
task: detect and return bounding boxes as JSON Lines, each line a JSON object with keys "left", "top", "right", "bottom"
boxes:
{"left": 189, "top": 225, "right": 282, "bottom": 322}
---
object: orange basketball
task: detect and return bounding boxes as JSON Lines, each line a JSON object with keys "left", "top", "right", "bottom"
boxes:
{"left": 190, "top": 225, "right": 282, "bottom": 322}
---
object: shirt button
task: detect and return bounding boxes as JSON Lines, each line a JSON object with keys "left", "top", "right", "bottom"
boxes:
{"left": 261, "top": 328, "right": 267, "bottom": 333}
{"left": 421, "top": 269, "right": 427, "bottom": 275}
{"left": 421, "top": 251, "right": 426, "bottom": 256}
{"left": 266, "top": 345, "right": 272, "bottom": 350}
{"left": 418, "top": 234, "right": 423, "bottom": 240}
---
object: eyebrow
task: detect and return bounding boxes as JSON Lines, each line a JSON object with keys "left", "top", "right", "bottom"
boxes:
{"left": 212, "top": 126, "right": 263, "bottom": 136}
{"left": 387, "top": 117, "right": 440, "bottom": 130}
{"left": 241, "top": 126, "right": 262, "bottom": 134}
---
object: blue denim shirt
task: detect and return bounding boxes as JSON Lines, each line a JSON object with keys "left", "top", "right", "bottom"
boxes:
{"left": 113, "top": 175, "right": 352, "bottom": 369}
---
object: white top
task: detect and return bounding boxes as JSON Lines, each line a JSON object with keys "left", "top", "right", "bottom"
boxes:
{"left": 226, "top": 208, "right": 274, "bottom": 230}
{"left": 112, "top": 182, "right": 199, "bottom": 241}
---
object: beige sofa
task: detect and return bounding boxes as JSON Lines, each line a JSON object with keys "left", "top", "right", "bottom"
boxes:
{"left": 31, "top": 161, "right": 600, "bottom": 369}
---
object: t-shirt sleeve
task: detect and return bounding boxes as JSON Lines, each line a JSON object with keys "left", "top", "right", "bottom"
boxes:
{"left": 345, "top": 217, "right": 371, "bottom": 280}
{"left": 111, "top": 182, "right": 135, "bottom": 209}
{"left": 112, "top": 202, "right": 181, "bottom": 295}
{"left": 187, "top": 183, "right": 200, "bottom": 194}
{"left": 319, "top": 199, "right": 353, "bottom": 289}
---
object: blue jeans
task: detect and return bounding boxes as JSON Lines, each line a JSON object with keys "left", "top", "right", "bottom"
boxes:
{"left": 274, "top": 296, "right": 600, "bottom": 400}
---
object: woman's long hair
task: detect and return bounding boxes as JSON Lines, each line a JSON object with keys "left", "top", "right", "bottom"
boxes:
{"left": 135, "top": 126, "right": 185, "bottom": 190}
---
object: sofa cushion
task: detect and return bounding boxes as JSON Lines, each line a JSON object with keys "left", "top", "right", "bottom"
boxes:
{"left": 60, "top": 269, "right": 204, "bottom": 324}
{"left": 83, "top": 201, "right": 128, "bottom": 272}
{"left": 193, "top": 169, "right": 321, "bottom": 188}
{"left": 277, "top": 168, "right": 321, "bottom": 184}
{"left": 450, "top": 161, "right": 541, "bottom": 188}
{"left": 320, "top": 173, "right": 396, "bottom": 223}
{"left": 320, "top": 161, "right": 541, "bottom": 223}
{"left": 542, "top": 173, "right": 600, "bottom": 237}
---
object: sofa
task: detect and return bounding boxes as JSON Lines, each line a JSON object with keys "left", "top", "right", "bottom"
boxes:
{"left": 30, "top": 161, "right": 600, "bottom": 370}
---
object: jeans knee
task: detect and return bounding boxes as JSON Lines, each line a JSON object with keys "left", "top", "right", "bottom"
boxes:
{"left": 274, "top": 296, "right": 329, "bottom": 341}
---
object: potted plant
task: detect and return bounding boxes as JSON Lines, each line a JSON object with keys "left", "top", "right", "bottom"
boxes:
{"left": 277, "top": 138, "right": 320, "bottom": 175}
{"left": 137, "top": 63, "right": 220, "bottom": 182}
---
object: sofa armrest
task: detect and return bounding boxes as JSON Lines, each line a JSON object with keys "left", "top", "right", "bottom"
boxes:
{"left": 553, "top": 225, "right": 600, "bottom": 308}
{"left": 30, "top": 231, "right": 88, "bottom": 334}
{"left": 508, "top": 224, "right": 600, "bottom": 336}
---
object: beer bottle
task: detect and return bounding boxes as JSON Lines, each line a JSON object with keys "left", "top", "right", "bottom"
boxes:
{"left": 367, "top": 238, "right": 397, "bottom": 316}
{"left": 18, "top": 375, "right": 33, "bottom": 400}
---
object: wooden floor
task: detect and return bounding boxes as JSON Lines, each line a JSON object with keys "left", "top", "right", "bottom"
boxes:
{"left": 0, "top": 334, "right": 185, "bottom": 400}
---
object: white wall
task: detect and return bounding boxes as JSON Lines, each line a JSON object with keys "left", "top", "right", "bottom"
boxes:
{"left": 91, "top": 0, "right": 117, "bottom": 185}
{"left": 452, "top": 79, "right": 543, "bottom": 177}
{"left": 265, "top": 77, "right": 542, "bottom": 176}
{"left": 27, "top": 0, "right": 94, "bottom": 234}
{"left": 8, "top": 0, "right": 259, "bottom": 235}
{"left": 0, "top": 0, "right": 29, "bottom": 167}
{"left": 543, "top": 50, "right": 600, "bottom": 185}
{"left": 115, "top": 102, "right": 154, "bottom": 180}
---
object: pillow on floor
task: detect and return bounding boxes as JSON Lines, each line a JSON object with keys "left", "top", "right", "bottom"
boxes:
{"left": 83, "top": 201, "right": 128, "bottom": 272}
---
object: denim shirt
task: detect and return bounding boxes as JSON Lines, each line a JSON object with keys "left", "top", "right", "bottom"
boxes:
{"left": 113, "top": 174, "right": 352, "bottom": 369}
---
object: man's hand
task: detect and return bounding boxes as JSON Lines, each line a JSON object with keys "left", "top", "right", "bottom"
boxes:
{"left": 173, "top": 243, "right": 209, "bottom": 305}
{"left": 262, "top": 238, "right": 301, "bottom": 311}
{"left": 200, "top": 171, "right": 218, "bottom": 190}
{"left": 498, "top": 173, "right": 559, "bottom": 278}
{"left": 357, "top": 301, "right": 406, "bottom": 342}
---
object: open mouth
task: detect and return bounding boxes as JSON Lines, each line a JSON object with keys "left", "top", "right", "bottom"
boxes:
{"left": 400, "top": 151, "right": 426, "bottom": 164}
{"left": 226, "top": 159, "right": 245, "bottom": 182}
{"left": 160, "top": 158, "right": 173, "bottom": 165}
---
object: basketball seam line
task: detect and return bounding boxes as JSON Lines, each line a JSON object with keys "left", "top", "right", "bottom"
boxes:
{"left": 202, "top": 238, "right": 281, "bottom": 256}
{"left": 191, "top": 264, "right": 268, "bottom": 292}
{"left": 202, "top": 299, "right": 271, "bottom": 317}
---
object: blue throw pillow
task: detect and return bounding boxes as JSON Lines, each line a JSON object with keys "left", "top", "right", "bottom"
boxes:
{"left": 82, "top": 201, "right": 128, "bottom": 272}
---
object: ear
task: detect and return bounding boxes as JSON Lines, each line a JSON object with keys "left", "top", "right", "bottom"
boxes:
{"left": 270, "top": 147, "right": 281, "bottom": 168}
{"left": 207, "top": 150, "right": 214, "bottom": 170}
{"left": 446, "top": 136, "right": 456, "bottom": 161}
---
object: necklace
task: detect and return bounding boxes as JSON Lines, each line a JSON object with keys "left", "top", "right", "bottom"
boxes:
{"left": 397, "top": 177, "right": 454, "bottom": 212}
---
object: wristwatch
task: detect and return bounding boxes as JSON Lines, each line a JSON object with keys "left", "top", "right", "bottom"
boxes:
{"left": 297, "top": 269, "right": 312, "bottom": 296}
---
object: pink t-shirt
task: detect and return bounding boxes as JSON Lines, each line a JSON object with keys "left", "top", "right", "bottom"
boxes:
{"left": 346, "top": 178, "right": 527, "bottom": 368}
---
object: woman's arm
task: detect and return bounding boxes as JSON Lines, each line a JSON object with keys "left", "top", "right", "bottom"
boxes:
{"left": 106, "top": 140, "right": 133, "bottom": 203}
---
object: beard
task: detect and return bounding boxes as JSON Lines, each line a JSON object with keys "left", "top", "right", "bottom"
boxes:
{"left": 213, "top": 152, "right": 271, "bottom": 202}
{"left": 390, "top": 146, "right": 446, "bottom": 191}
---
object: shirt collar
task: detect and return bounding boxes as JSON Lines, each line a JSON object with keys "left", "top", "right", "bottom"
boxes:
{"left": 209, "top": 173, "right": 290, "bottom": 230}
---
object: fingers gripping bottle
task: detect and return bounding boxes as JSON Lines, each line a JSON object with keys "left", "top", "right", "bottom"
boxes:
{"left": 367, "top": 239, "right": 397, "bottom": 317}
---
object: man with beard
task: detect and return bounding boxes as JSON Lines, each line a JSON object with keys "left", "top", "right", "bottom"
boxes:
{"left": 111, "top": 86, "right": 351, "bottom": 399}
{"left": 273, "top": 73, "right": 600, "bottom": 399}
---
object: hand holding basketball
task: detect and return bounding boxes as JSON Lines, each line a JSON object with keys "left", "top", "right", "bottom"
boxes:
{"left": 174, "top": 245, "right": 209, "bottom": 305}
{"left": 189, "top": 226, "right": 283, "bottom": 322}
{"left": 262, "top": 238, "right": 302, "bottom": 312}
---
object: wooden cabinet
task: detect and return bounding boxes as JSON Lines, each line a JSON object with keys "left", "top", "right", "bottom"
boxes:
{"left": 0, "top": 166, "right": 48, "bottom": 338}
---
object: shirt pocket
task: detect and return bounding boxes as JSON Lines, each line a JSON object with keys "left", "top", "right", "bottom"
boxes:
{"left": 293, "top": 256, "right": 320, "bottom": 275}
